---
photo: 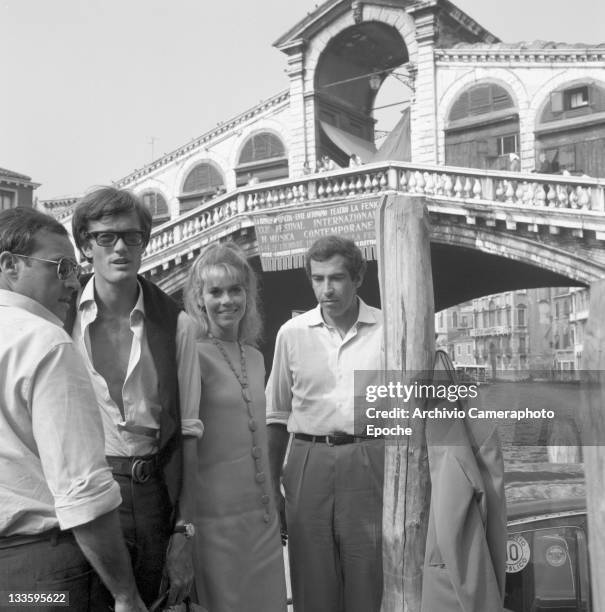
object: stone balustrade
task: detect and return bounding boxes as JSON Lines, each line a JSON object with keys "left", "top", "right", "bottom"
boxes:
{"left": 142, "top": 161, "right": 605, "bottom": 268}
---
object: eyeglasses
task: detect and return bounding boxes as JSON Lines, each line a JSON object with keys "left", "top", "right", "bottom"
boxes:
{"left": 16, "top": 254, "right": 83, "bottom": 280}
{"left": 86, "top": 230, "right": 146, "bottom": 247}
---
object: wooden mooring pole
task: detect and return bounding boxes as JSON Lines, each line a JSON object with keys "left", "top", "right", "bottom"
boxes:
{"left": 581, "top": 278, "right": 605, "bottom": 612}
{"left": 376, "top": 195, "right": 434, "bottom": 611}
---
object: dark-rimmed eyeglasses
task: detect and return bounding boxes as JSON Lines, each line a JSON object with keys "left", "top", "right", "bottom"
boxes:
{"left": 16, "top": 254, "right": 83, "bottom": 280}
{"left": 86, "top": 230, "right": 146, "bottom": 247}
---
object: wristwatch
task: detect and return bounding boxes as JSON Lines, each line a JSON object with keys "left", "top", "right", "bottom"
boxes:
{"left": 173, "top": 522, "right": 195, "bottom": 539}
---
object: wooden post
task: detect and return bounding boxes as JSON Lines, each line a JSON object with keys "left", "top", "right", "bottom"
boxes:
{"left": 580, "top": 278, "right": 605, "bottom": 612}
{"left": 376, "top": 194, "right": 434, "bottom": 611}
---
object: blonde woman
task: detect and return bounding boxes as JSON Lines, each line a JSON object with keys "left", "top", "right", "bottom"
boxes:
{"left": 184, "top": 242, "right": 286, "bottom": 612}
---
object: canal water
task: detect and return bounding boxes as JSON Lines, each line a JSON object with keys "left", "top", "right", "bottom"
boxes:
{"left": 476, "top": 380, "right": 585, "bottom": 466}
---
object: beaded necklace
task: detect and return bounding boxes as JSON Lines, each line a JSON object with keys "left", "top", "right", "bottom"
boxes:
{"left": 208, "top": 333, "right": 272, "bottom": 522}
{"left": 209, "top": 334, "right": 251, "bottom": 404}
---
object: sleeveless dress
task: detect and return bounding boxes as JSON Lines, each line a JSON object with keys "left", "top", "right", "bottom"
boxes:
{"left": 192, "top": 339, "right": 287, "bottom": 612}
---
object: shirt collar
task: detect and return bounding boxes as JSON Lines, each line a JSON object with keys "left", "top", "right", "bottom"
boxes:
{"left": 0, "top": 288, "right": 63, "bottom": 327}
{"left": 308, "top": 296, "right": 377, "bottom": 328}
{"left": 78, "top": 275, "right": 146, "bottom": 319}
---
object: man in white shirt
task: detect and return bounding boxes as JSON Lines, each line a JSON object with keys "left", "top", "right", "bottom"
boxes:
{"left": 0, "top": 207, "right": 146, "bottom": 611}
{"left": 65, "top": 187, "right": 203, "bottom": 608}
{"left": 267, "top": 235, "right": 384, "bottom": 612}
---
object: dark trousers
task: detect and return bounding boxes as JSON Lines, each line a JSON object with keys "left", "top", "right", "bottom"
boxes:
{"left": 283, "top": 437, "right": 384, "bottom": 612}
{"left": 0, "top": 531, "right": 93, "bottom": 611}
{"left": 91, "top": 474, "right": 172, "bottom": 610}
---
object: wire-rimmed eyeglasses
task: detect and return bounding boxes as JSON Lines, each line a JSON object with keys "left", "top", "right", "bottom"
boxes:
{"left": 86, "top": 230, "right": 146, "bottom": 247}
{"left": 15, "top": 254, "right": 83, "bottom": 280}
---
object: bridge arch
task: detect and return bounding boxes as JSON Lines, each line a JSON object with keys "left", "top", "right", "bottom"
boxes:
{"left": 429, "top": 221, "right": 597, "bottom": 310}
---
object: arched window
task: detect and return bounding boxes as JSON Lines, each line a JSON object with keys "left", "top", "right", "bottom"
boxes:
{"left": 180, "top": 163, "right": 226, "bottom": 214}
{"left": 445, "top": 82, "right": 518, "bottom": 171}
{"left": 448, "top": 83, "right": 514, "bottom": 122}
{"left": 535, "top": 81, "right": 605, "bottom": 177}
{"left": 235, "top": 132, "right": 288, "bottom": 186}
{"left": 183, "top": 163, "right": 225, "bottom": 194}
{"left": 239, "top": 133, "right": 285, "bottom": 163}
{"left": 141, "top": 191, "right": 169, "bottom": 226}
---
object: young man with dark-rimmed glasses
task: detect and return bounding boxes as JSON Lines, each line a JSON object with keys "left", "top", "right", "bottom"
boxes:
{"left": 64, "top": 186, "right": 203, "bottom": 609}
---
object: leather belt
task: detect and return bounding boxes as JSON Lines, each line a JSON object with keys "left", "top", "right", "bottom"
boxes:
{"left": 0, "top": 528, "right": 73, "bottom": 550}
{"left": 294, "top": 432, "right": 383, "bottom": 446}
{"left": 106, "top": 455, "right": 161, "bottom": 484}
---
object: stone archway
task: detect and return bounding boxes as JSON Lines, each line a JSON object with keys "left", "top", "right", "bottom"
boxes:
{"left": 314, "top": 21, "right": 410, "bottom": 166}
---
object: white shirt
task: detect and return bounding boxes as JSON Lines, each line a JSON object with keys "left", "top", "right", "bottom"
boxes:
{"left": 72, "top": 277, "right": 203, "bottom": 457}
{"left": 0, "top": 289, "right": 121, "bottom": 535}
{"left": 266, "top": 298, "right": 383, "bottom": 435}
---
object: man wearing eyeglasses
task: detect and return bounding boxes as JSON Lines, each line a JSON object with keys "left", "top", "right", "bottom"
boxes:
{"left": 0, "top": 207, "right": 147, "bottom": 611}
{"left": 64, "top": 187, "right": 203, "bottom": 609}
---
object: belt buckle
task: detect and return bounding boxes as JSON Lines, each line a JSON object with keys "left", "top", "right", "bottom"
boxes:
{"left": 330, "top": 432, "right": 349, "bottom": 446}
{"left": 131, "top": 458, "right": 151, "bottom": 483}
{"left": 325, "top": 435, "right": 334, "bottom": 447}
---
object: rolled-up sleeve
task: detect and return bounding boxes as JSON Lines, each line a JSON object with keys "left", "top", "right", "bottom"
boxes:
{"left": 176, "top": 312, "right": 204, "bottom": 438}
{"left": 266, "top": 326, "right": 293, "bottom": 427}
{"left": 31, "top": 343, "right": 121, "bottom": 530}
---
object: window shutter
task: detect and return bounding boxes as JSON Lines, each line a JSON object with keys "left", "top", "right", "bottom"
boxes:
{"left": 588, "top": 83, "right": 597, "bottom": 108}
{"left": 469, "top": 85, "right": 491, "bottom": 115}
{"left": 551, "top": 91, "right": 564, "bottom": 113}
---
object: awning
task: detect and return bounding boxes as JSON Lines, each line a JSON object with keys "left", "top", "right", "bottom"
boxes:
{"left": 320, "top": 121, "right": 376, "bottom": 162}
{"left": 372, "top": 106, "right": 411, "bottom": 162}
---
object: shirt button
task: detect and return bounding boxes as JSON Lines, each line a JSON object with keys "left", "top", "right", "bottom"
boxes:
{"left": 263, "top": 513, "right": 270, "bottom": 523}
{"left": 261, "top": 495, "right": 270, "bottom": 505}
{"left": 248, "top": 419, "right": 257, "bottom": 432}
{"left": 255, "top": 472, "right": 266, "bottom": 484}
{"left": 251, "top": 446, "right": 262, "bottom": 458}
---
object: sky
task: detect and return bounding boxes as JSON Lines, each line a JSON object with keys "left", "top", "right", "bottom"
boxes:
{"left": 2, "top": 0, "right": 604, "bottom": 201}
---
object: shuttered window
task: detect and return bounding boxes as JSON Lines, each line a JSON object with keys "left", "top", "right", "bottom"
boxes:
{"left": 182, "top": 163, "right": 225, "bottom": 194}
{"left": 239, "top": 133, "right": 286, "bottom": 164}
{"left": 236, "top": 132, "right": 288, "bottom": 186}
{"left": 141, "top": 191, "right": 169, "bottom": 224}
{"left": 449, "top": 84, "right": 514, "bottom": 122}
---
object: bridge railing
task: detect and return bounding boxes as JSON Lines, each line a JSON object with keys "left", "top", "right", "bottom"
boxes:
{"left": 144, "top": 161, "right": 605, "bottom": 263}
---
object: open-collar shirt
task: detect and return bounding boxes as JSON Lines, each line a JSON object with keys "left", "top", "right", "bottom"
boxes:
{"left": 266, "top": 298, "right": 383, "bottom": 435}
{"left": 72, "top": 276, "right": 203, "bottom": 457}
{"left": 0, "top": 289, "right": 121, "bottom": 535}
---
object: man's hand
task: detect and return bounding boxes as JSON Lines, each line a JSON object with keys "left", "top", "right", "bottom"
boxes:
{"left": 114, "top": 591, "right": 148, "bottom": 612}
{"left": 164, "top": 533, "right": 194, "bottom": 606}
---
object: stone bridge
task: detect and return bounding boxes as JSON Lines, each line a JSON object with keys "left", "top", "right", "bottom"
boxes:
{"left": 138, "top": 162, "right": 605, "bottom": 310}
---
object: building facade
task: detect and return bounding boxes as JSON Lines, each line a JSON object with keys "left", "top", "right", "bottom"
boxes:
{"left": 0, "top": 167, "right": 39, "bottom": 210}
{"left": 37, "top": 0, "right": 605, "bottom": 366}
{"left": 41, "top": 1, "right": 605, "bottom": 223}
{"left": 439, "top": 286, "right": 591, "bottom": 379}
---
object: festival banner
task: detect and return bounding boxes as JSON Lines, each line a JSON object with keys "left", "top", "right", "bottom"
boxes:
{"left": 253, "top": 196, "right": 385, "bottom": 271}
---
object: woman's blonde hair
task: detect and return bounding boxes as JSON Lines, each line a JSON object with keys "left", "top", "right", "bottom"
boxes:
{"left": 184, "top": 241, "right": 262, "bottom": 345}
